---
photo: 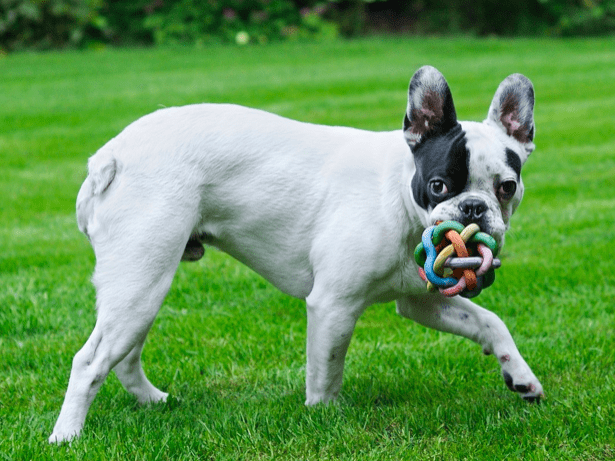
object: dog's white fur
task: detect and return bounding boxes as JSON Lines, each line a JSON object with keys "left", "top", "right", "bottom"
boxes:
{"left": 50, "top": 89, "right": 542, "bottom": 443}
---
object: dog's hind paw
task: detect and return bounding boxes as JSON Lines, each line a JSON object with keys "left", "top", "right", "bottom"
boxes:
{"left": 49, "top": 430, "right": 79, "bottom": 444}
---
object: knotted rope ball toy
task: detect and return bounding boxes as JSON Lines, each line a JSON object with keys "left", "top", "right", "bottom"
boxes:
{"left": 414, "top": 221, "right": 501, "bottom": 298}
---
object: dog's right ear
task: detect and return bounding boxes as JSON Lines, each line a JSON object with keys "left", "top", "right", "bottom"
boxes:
{"left": 403, "top": 66, "right": 458, "bottom": 148}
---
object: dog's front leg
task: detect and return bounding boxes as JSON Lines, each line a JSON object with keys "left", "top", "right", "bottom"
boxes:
{"left": 396, "top": 293, "right": 543, "bottom": 401}
{"left": 304, "top": 291, "right": 362, "bottom": 405}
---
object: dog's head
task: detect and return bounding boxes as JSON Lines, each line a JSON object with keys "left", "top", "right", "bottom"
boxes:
{"left": 404, "top": 66, "right": 535, "bottom": 249}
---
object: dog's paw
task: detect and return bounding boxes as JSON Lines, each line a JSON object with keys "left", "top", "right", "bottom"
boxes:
{"left": 48, "top": 430, "right": 78, "bottom": 444}
{"left": 137, "top": 389, "right": 169, "bottom": 405}
{"left": 502, "top": 369, "right": 543, "bottom": 403}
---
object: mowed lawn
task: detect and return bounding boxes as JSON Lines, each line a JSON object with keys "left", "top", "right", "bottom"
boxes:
{"left": 1, "top": 37, "right": 614, "bottom": 459}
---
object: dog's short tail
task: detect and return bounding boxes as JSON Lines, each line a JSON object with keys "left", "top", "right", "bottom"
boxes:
{"left": 88, "top": 148, "right": 117, "bottom": 196}
{"left": 76, "top": 147, "right": 117, "bottom": 239}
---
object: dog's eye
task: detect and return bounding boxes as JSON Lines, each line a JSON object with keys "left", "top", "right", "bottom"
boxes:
{"left": 497, "top": 181, "right": 517, "bottom": 201}
{"left": 429, "top": 180, "right": 448, "bottom": 197}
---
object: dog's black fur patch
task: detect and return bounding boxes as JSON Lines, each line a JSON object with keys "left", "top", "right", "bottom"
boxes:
{"left": 505, "top": 148, "right": 522, "bottom": 180}
{"left": 410, "top": 124, "right": 469, "bottom": 211}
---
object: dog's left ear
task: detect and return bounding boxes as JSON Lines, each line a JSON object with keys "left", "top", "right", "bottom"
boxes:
{"left": 486, "top": 73, "right": 536, "bottom": 157}
{"left": 403, "top": 66, "right": 458, "bottom": 149}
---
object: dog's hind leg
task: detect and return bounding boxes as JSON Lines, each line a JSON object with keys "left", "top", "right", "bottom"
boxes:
{"left": 49, "top": 257, "right": 179, "bottom": 443}
{"left": 49, "top": 204, "right": 193, "bottom": 443}
{"left": 113, "top": 335, "right": 168, "bottom": 404}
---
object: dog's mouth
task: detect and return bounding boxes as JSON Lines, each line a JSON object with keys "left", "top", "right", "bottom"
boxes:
{"left": 431, "top": 218, "right": 489, "bottom": 231}
{"left": 430, "top": 219, "right": 503, "bottom": 251}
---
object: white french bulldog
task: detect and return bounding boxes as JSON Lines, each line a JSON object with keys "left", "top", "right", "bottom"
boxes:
{"left": 50, "top": 66, "right": 543, "bottom": 443}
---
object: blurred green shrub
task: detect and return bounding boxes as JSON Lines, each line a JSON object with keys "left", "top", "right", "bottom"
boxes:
{"left": 1, "top": 0, "right": 614, "bottom": 51}
{"left": 329, "top": 0, "right": 615, "bottom": 37}
{"left": 539, "top": 0, "right": 615, "bottom": 36}
{"left": 142, "top": 0, "right": 337, "bottom": 45}
{"left": 98, "top": 0, "right": 154, "bottom": 45}
{"left": 0, "top": 0, "right": 107, "bottom": 50}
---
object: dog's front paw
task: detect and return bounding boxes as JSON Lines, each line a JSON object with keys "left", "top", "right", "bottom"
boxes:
{"left": 501, "top": 367, "right": 543, "bottom": 403}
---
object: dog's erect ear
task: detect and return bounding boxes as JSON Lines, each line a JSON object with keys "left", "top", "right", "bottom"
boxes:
{"left": 486, "top": 73, "right": 536, "bottom": 156}
{"left": 403, "top": 66, "right": 458, "bottom": 149}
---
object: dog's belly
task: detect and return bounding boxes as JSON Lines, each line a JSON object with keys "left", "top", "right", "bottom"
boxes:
{"left": 201, "top": 229, "right": 316, "bottom": 299}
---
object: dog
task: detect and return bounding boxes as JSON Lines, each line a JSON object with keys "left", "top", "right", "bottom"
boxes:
{"left": 49, "top": 66, "right": 543, "bottom": 443}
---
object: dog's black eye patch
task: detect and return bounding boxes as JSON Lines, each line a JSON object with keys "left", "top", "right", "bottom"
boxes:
{"left": 505, "top": 148, "right": 522, "bottom": 180}
{"left": 411, "top": 124, "right": 469, "bottom": 210}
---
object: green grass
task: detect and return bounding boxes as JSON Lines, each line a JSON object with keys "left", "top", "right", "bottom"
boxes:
{"left": 1, "top": 37, "right": 614, "bottom": 460}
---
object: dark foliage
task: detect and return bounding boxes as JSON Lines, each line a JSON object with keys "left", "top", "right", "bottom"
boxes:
{"left": 1, "top": 0, "right": 614, "bottom": 51}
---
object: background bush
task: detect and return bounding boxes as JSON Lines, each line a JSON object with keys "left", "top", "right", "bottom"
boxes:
{"left": 142, "top": 0, "right": 338, "bottom": 46}
{"left": 0, "top": 0, "right": 106, "bottom": 50}
{"left": 1, "top": 0, "right": 614, "bottom": 51}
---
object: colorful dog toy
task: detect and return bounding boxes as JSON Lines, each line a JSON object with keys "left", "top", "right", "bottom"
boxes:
{"left": 414, "top": 221, "right": 501, "bottom": 298}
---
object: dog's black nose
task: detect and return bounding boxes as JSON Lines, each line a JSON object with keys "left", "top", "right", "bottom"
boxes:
{"left": 458, "top": 198, "right": 488, "bottom": 224}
